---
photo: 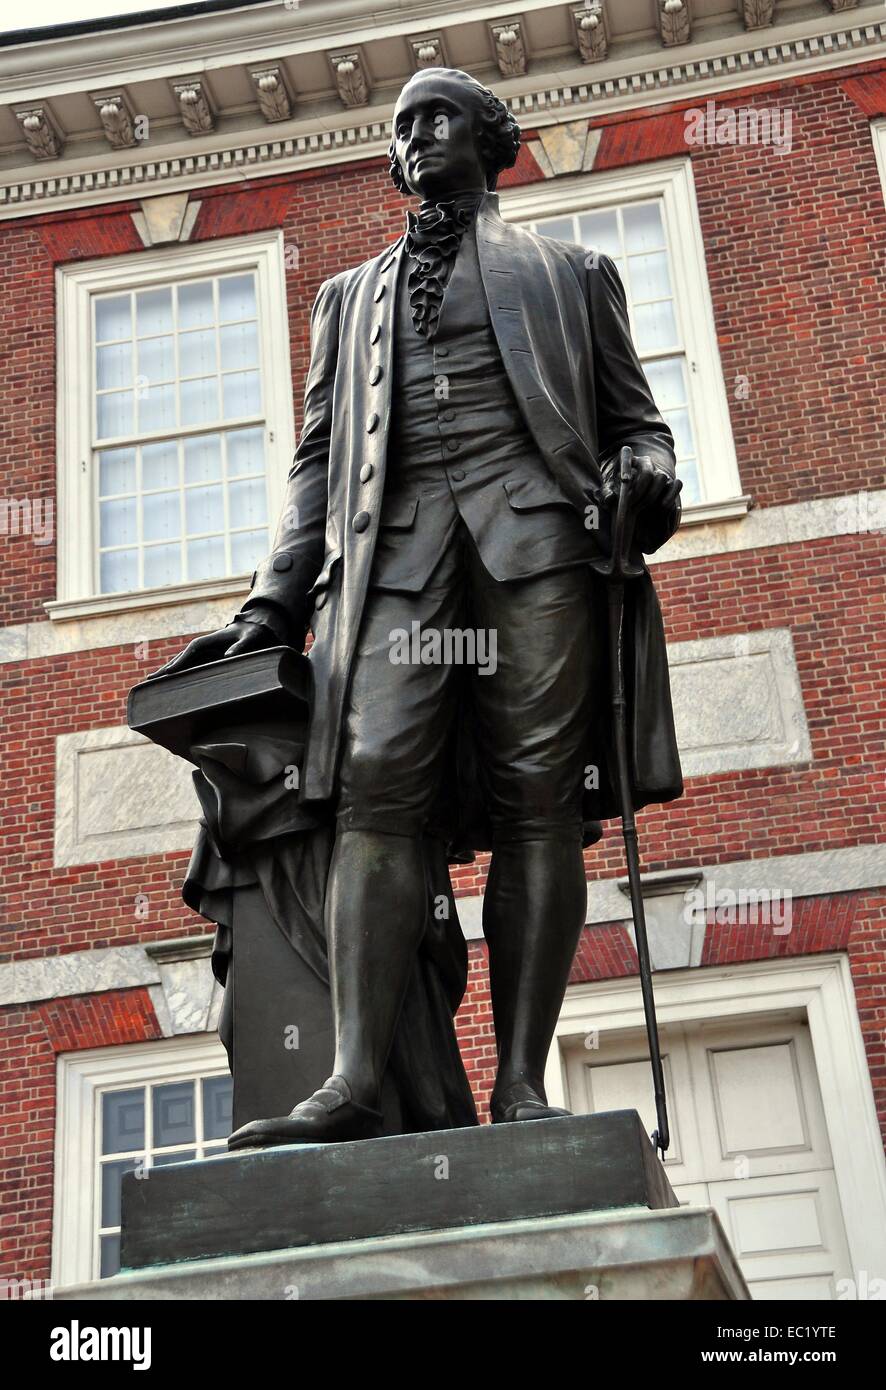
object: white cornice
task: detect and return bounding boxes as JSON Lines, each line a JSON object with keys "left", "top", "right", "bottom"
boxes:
{"left": 1, "top": 17, "right": 884, "bottom": 218}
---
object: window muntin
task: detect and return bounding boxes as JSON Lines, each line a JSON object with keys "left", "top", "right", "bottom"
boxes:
{"left": 91, "top": 270, "right": 270, "bottom": 595}
{"left": 96, "top": 1071, "right": 232, "bottom": 1278}
{"left": 530, "top": 200, "right": 701, "bottom": 503}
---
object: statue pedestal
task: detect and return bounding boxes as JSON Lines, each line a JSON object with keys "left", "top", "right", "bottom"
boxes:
{"left": 53, "top": 1112, "right": 749, "bottom": 1301}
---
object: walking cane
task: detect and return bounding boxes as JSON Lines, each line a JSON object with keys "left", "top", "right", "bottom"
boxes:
{"left": 592, "top": 445, "right": 671, "bottom": 1159}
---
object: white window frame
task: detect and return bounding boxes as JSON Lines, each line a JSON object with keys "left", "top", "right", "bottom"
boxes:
{"left": 52, "top": 1034, "right": 230, "bottom": 1288}
{"left": 546, "top": 953, "right": 886, "bottom": 1292}
{"left": 53, "top": 229, "right": 295, "bottom": 621}
{"left": 499, "top": 159, "right": 747, "bottom": 524}
{"left": 872, "top": 118, "right": 886, "bottom": 204}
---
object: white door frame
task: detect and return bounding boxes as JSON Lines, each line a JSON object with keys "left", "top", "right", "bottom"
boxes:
{"left": 547, "top": 953, "right": 886, "bottom": 1284}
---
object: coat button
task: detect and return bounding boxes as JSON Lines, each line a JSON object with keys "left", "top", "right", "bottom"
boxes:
{"left": 369, "top": 365, "right": 383, "bottom": 385}
{"left": 370, "top": 325, "right": 381, "bottom": 344}
{"left": 360, "top": 463, "right": 373, "bottom": 483}
{"left": 441, "top": 409, "right": 456, "bottom": 421}
{"left": 272, "top": 553, "right": 293, "bottom": 572}
{"left": 373, "top": 284, "right": 385, "bottom": 302}
{"left": 352, "top": 511, "right": 371, "bottom": 533}
{"left": 366, "top": 412, "right": 379, "bottom": 433}
{"left": 446, "top": 439, "right": 460, "bottom": 452}
{"left": 451, "top": 469, "right": 466, "bottom": 482}
{"left": 436, "top": 346, "right": 449, "bottom": 357}
{"left": 314, "top": 591, "right": 327, "bottom": 610}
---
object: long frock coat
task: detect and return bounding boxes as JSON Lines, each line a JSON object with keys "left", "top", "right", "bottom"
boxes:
{"left": 242, "top": 191, "right": 684, "bottom": 844}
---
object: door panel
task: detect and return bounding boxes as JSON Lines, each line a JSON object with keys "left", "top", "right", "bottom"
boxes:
{"left": 709, "top": 1171, "right": 852, "bottom": 1299}
{"left": 562, "top": 1012, "right": 853, "bottom": 1300}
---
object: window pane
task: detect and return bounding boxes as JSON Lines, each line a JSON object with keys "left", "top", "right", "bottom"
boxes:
{"left": 226, "top": 427, "right": 264, "bottom": 477}
{"left": 152, "top": 1149, "right": 196, "bottom": 1167}
{"left": 180, "top": 376, "right": 219, "bottom": 426}
{"left": 229, "top": 477, "right": 267, "bottom": 529}
{"left": 678, "top": 458, "right": 701, "bottom": 505}
{"left": 95, "top": 295, "right": 130, "bottom": 343}
{"left": 188, "top": 535, "right": 225, "bottom": 580}
{"left": 101, "top": 1157, "right": 140, "bottom": 1228}
{"left": 100, "top": 1233, "right": 121, "bottom": 1280}
{"left": 102, "top": 1089, "right": 145, "bottom": 1155}
{"left": 184, "top": 433, "right": 222, "bottom": 484}
{"left": 633, "top": 300, "right": 678, "bottom": 353}
{"left": 96, "top": 390, "right": 134, "bottom": 440}
{"left": 578, "top": 209, "right": 620, "bottom": 258}
{"left": 137, "top": 335, "right": 175, "bottom": 385}
{"left": 231, "top": 527, "right": 269, "bottom": 574}
{"left": 96, "top": 342, "right": 132, "bottom": 391}
{"left": 143, "top": 543, "right": 182, "bottom": 588}
{"left": 100, "top": 496, "right": 137, "bottom": 548}
{"left": 219, "top": 273, "right": 256, "bottom": 322}
{"left": 178, "top": 280, "right": 215, "bottom": 329}
{"left": 91, "top": 266, "right": 268, "bottom": 595}
{"left": 644, "top": 357, "right": 688, "bottom": 412}
{"left": 136, "top": 287, "right": 173, "bottom": 337}
{"left": 222, "top": 371, "right": 260, "bottom": 420}
{"left": 98, "top": 447, "right": 136, "bottom": 497}
{"left": 152, "top": 1082, "right": 195, "bottom": 1148}
{"left": 142, "top": 440, "right": 179, "bottom": 492}
{"left": 142, "top": 490, "right": 180, "bottom": 543}
{"left": 220, "top": 321, "right": 259, "bottom": 372}
{"left": 667, "top": 406, "right": 696, "bottom": 460}
{"left": 186, "top": 484, "right": 223, "bottom": 535}
{"left": 534, "top": 215, "right": 575, "bottom": 242}
{"left": 100, "top": 548, "right": 138, "bottom": 593}
{"left": 138, "top": 382, "right": 176, "bottom": 434}
{"left": 627, "top": 251, "right": 672, "bottom": 304}
{"left": 179, "top": 328, "right": 217, "bottom": 378}
{"left": 202, "top": 1076, "right": 233, "bottom": 1140}
{"left": 623, "top": 202, "right": 665, "bottom": 254}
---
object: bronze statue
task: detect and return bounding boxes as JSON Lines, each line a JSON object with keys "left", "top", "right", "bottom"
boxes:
{"left": 150, "top": 68, "right": 683, "bottom": 1148}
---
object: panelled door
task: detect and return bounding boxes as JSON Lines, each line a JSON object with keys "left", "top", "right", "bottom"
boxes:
{"left": 563, "top": 1011, "right": 854, "bottom": 1299}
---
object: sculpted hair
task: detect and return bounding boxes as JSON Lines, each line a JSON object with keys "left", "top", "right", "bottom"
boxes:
{"left": 388, "top": 68, "right": 521, "bottom": 193}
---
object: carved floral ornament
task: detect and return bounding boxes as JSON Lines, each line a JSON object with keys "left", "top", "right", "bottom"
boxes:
{"left": 490, "top": 20, "right": 528, "bottom": 78}
{"left": 571, "top": 2, "right": 608, "bottom": 63}
{"left": 14, "top": 105, "right": 63, "bottom": 160}
{"left": 658, "top": 0, "right": 692, "bottom": 49}
{"left": 330, "top": 51, "right": 370, "bottom": 108}
{"left": 250, "top": 66, "right": 293, "bottom": 123}
{"left": 410, "top": 35, "right": 447, "bottom": 70}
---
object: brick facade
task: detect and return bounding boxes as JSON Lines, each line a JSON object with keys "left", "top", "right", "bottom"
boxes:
{"left": 1, "top": 46, "right": 884, "bottom": 1286}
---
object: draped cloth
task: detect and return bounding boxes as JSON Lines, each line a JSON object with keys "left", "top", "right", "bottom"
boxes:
{"left": 180, "top": 714, "right": 478, "bottom": 1133}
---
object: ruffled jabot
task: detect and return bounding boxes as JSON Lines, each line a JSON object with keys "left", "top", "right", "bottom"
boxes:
{"left": 404, "top": 190, "right": 484, "bottom": 338}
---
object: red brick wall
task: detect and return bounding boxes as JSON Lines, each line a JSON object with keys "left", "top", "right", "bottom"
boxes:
{"left": 0, "top": 988, "right": 160, "bottom": 1282}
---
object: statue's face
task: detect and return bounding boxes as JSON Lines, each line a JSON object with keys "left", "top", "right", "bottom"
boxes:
{"left": 392, "top": 73, "right": 487, "bottom": 199}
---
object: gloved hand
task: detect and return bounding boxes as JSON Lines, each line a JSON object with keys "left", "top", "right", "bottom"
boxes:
{"left": 147, "top": 614, "right": 280, "bottom": 680}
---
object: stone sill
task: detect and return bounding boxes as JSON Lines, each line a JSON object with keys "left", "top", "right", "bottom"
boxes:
{"left": 44, "top": 574, "right": 251, "bottom": 624}
{"left": 43, "top": 499, "right": 752, "bottom": 625}
{"left": 679, "top": 495, "right": 752, "bottom": 527}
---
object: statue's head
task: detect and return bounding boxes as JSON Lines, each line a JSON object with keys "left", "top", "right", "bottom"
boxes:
{"left": 388, "top": 67, "right": 520, "bottom": 200}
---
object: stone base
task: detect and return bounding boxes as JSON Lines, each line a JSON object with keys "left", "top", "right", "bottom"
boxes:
{"left": 120, "top": 1110, "right": 677, "bottom": 1269}
{"left": 55, "top": 1206, "right": 749, "bottom": 1300}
